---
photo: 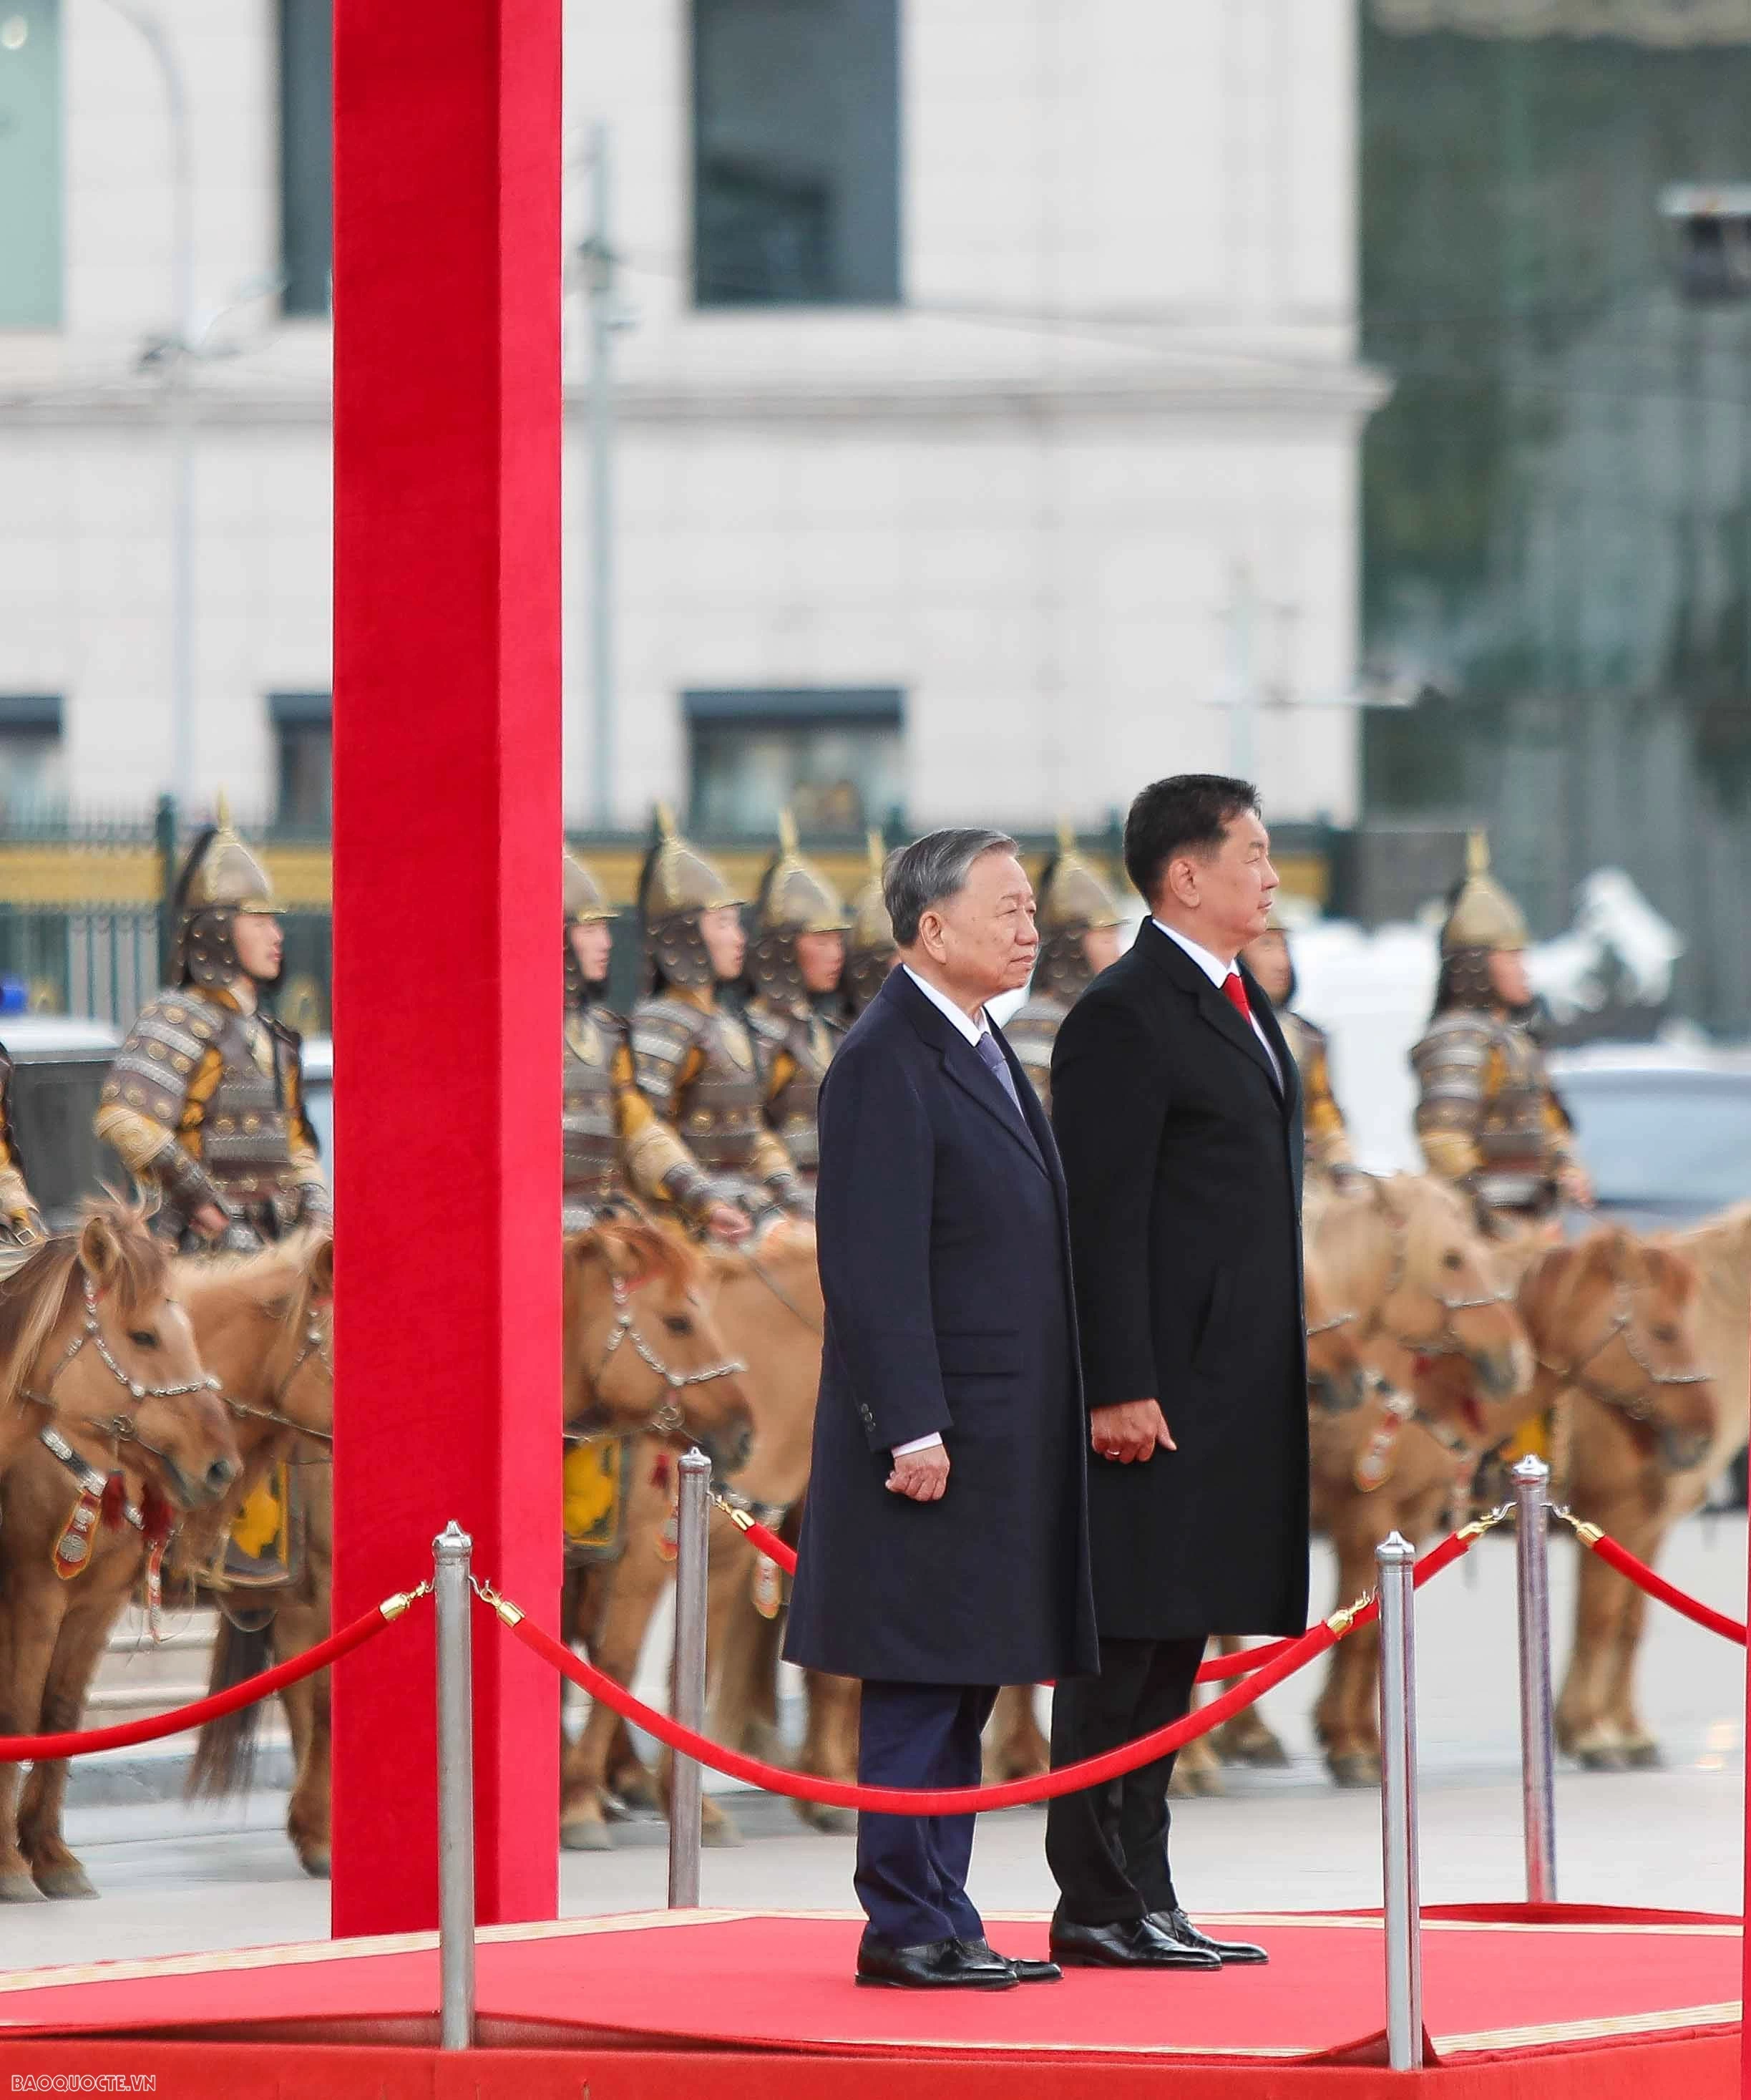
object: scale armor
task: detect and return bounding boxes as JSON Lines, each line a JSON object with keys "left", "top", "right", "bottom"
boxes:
{"left": 562, "top": 1006, "right": 630, "bottom": 1231}
{"left": 1411, "top": 1010, "right": 1569, "bottom": 1215}
{"left": 844, "top": 830, "right": 897, "bottom": 1018}
{"left": 745, "top": 815, "right": 848, "bottom": 1179}
{"left": 99, "top": 986, "right": 327, "bottom": 1249}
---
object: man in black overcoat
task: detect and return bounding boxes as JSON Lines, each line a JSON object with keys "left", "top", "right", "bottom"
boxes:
{"left": 1044, "top": 774, "right": 1311, "bottom": 1972}
{"left": 785, "top": 828, "right": 1098, "bottom": 1993}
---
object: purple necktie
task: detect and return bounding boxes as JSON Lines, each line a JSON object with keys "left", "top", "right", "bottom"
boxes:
{"left": 975, "top": 1028, "right": 1026, "bottom": 1123}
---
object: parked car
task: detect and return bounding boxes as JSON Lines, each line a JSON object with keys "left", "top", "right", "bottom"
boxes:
{"left": 4, "top": 1014, "right": 127, "bottom": 1232}
{"left": 1547, "top": 1042, "right": 1751, "bottom": 1231}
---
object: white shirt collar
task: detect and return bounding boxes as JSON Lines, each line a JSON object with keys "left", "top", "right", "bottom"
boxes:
{"left": 902, "top": 965, "right": 987, "bottom": 1047}
{"left": 1150, "top": 918, "right": 1238, "bottom": 989}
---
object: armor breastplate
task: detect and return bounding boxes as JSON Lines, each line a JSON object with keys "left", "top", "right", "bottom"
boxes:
{"left": 1473, "top": 1022, "right": 1559, "bottom": 1207}
{"left": 633, "top": 993, "right": 771, "bottom": 1177}
{"left": 748, "top": 1001, "right": 834, "bottom": 1174}
{"left": 563, "top": 1009, "right": 624, "bottom": 1202}
{"left": 202, "top": 1007, "right": 300, "bottom": 1207}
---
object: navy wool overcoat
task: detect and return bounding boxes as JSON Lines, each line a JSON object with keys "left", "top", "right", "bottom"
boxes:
{"left": 783, "top": 966, "right": 1098, "bottom": 1686}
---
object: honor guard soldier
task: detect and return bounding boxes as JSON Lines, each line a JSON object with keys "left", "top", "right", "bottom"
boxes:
{"left": 843, "top": 830, "right": 899, "bottom": 1021}
{"left": 1005, "top": 827, "right": 1125, "bottom": 1114}
{"left": 562, "top": 850, "right": 640, "bottom": 1232}
{"left": 0, "top": 1039, "right": 44, "bottom": 1258}
{"left": 624, "top": 812, "right": 808, "bottom": 1242}
{"left": 97, "top": 814, "right": 330, "bottom": 1253}
{"left": 1411, "top": 835, "right": 1591, "bottom": 1220}
{"left": 1242, "top": 908, "right": 1354, "bottom": 1173}
{"left": 744, "top": 814, "right": 849, "bottom": 1184}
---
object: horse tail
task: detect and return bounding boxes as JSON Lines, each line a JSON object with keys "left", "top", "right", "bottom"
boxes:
{"left": 185, "top": 1609, "right": 275, "bottom": 1800}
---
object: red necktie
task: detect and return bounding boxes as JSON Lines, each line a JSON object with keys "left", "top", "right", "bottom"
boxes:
{"left": 1221, "top": 971, "right": 1253, "bottom": 1023}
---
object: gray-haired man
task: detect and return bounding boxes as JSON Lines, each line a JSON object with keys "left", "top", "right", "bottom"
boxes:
{"left": 786, "top": 829, "right": 1098, "bottom": 1990}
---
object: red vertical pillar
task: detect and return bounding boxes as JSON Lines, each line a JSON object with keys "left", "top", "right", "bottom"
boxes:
{"left": 329, "top": 0, "right": 562, "bottom": 1936}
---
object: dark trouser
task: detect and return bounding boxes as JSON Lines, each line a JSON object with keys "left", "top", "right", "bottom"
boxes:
{"left": 1045, "top": 1634, "right": 1206, "bottom": 1926}
{"left": 854, "top": 1681, "right": 998, "bottom": 1949}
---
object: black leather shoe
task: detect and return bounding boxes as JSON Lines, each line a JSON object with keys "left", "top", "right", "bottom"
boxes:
{"left": 855, "top": 1937, "right": 1020, "bottom": 1989}
{"left": 958, "top": 1935, "right": 1062, "bottom": 1984}
{"left": 1048, "top": 1915, "right": 1221, "bottom": 1971}
{"left": 1148, "top": 1907, "right": 1269, "bottom": 1965}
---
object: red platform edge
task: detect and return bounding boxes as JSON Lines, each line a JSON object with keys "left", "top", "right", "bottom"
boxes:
{"left": 0, "top": 1904, "right": 1737, "bottom": 2099}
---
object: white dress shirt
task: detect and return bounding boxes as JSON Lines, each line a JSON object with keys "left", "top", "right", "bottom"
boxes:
{"left": 891, "top": 966, "right": 994, "bottom": 1457}
{"left": 1151, "top": 918, "right": 1283, "bottom": 1089}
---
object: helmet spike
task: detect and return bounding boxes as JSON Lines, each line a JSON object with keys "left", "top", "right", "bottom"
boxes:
{"left": 1467, "top": 829, "right": 1490, "bottom": 877}
{"left": 777, "top": 808, "right": 799, "bottom": 855}
{"left": 1056, "top": 815, "right": 1076, "bottom": 853}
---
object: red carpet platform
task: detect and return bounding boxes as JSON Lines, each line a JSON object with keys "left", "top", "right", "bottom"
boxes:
{"left": 0, "top": 1905, "right": 1737, "bottom": 2098}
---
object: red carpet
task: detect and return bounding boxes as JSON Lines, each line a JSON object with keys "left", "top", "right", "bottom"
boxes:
{"left": 0, "top": 1906, "right": 1737, "bottom": 2099}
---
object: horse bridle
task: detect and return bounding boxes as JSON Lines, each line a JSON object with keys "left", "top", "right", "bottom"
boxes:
{"left": 1534, "top": 1270, "right": 1710, "bottom": 1431}
{"left": 745, "top": 1253, "right": 822, "bottom": 1336}
{"left": 1308, "top": 1174, "right": 1512, "bottom": 1362}
{"left": 22, "top": 1277, "right": 224, "bottom": 1475}
{"left": 220, "top": 1303, "right": 335, "bottom": 1452}
{"left": 568, "top": 1271, "right": 746, "bottom": 1444}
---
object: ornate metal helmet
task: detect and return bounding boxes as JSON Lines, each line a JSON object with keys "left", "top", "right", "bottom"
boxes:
{"left": 1435, "top": 832, "right": 1528, "bottom": 1012}
{"left": 845, "top": 830, "right": 897, "bottom": 1017}
{"left": 750, "top": 812, "right": 850, "bottom": 1010}
{"left": 1032, "top": 823, "right": 1124, "bottom": 1003}
{"left": 171, "top": 802, "right": 281, "bottom": 990}
{"left": 564, "top": 850, "right": 614, "bottom": 1006}
{"left": 1256, "top": 902, "right": 1298, "bottom": 1004}
{"left": 638, "top": 807, "right": 742, "bottom": 992}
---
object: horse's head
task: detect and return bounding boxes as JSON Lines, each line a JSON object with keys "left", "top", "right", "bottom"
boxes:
{"left": 1370, "top": 1175, "right": 1533, "bottom": 1404}
{"left": 1, "top": 1201, "right": 242, "bottom": 1512}
{"left": 1303, "top": 1248, "right": 1368, "bottom": 1414}
{"left": 178, "top": 1228, "right": 334, "bottom": 1458}
{"left": 1523, "top": 1230, "right": 1718, "bottom": 1476}
{"left": 564, "top": 1217, "right": 754, "bottom": 1475}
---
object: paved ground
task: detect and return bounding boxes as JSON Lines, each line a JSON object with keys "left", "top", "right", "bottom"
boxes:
{"left": 19, "top": 1515, "right": 1747, "bottom": 1968}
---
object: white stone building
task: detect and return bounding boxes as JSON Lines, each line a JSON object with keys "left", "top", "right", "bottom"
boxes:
{"left": 0, "top": 0, "right": 1382, "bottom": 840}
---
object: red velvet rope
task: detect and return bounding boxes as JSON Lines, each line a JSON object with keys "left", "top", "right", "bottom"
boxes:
{"left": 0, "top": 1593, "right": 423, "bottom": 1763}
{"left": 487, "top": 1521, "right": 1484, "bottom": 1814}
{"left": 1579, "top": 1529, "right": 1747, "bottom": 1647}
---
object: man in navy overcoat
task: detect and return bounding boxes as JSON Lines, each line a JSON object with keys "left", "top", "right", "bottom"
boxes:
{"left": 785, "top": 827, "right": 1098, "bottom": 1992}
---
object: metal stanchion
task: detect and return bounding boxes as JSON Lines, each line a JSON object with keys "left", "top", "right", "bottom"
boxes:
{"left": 1512, "top": 1454, "right": 1558, "bottom": 1902}
{"left": 433, "top": 1520, "right": 476, "bottom": 2051}
{"left": 1377, "top": 1531, "right": 1423, "bottom": 2072}
{"left": 668, "top": 1448, "right": 711, "bottom": 1909}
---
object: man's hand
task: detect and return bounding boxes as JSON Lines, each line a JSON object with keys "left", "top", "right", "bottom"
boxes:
{"left": 1090, "top": 1399, "right": 1176, "bottom": 1464}
{"left": 886, "top": 1443, "right": 950, "bottom": 1501}
{"left": 192, "top": 1203, "right": 230, "bottom": 1241}
{"left": 1558, "top": 1162, "right": 1595, "bottom": 1209}
{"left": 706, "top": 1202, "right": 752, "bottom": 1242}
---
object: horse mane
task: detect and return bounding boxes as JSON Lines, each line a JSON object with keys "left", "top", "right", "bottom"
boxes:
{"left": 578, "top": 1215, "right": 702, "bottom": 1294}
{"left": 175, "top": 1231, "right": 330, "bottom": 1351}
{"left": 0, "top": 1198, "right": 169, "bottom": 1408}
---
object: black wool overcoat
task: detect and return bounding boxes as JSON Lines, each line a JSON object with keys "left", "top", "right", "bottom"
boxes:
{"left": 783, "top": 967, "right": 1099, "bottom": 1686}
{"left": 1049, "top": 921, "right": 1311, "bottom": 1640}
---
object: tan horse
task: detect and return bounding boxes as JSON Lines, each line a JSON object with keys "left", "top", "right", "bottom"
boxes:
{"left": 183, "top": 1215, "right": 756, "bottom": 1877}
{"left": 558, "top": 1225, "right": 837, "bottom": 1850}
{"left": 174, "top": 1233, "right": 338, "bottom": 1876}
{"left": 1555, "top": 1207, "right": 1744, "bottom": 1769}
{"left": 0, "top": 1206, "right": 242, "bottom": 1901}
{"left": 1312, "top": 1225, "right": 1712, "bottom": 1787}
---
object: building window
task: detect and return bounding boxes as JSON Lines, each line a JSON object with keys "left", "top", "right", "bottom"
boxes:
{"left": 279, "top": 0, "right": 331, "bottom": 317}
{"left": 0, "top": 694, "right": 64, "bottom": 817}
{"left": 686, "top": 688, "right": 902, "bottom": 836}
{"left": 0, "top": 1, "right": 62, "bottom": 329}
{"left": 692, "top": 0, "right": 900, "bottom": 308}
{"left": 270, "top": 691, "right": 331, "bottom": 827}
